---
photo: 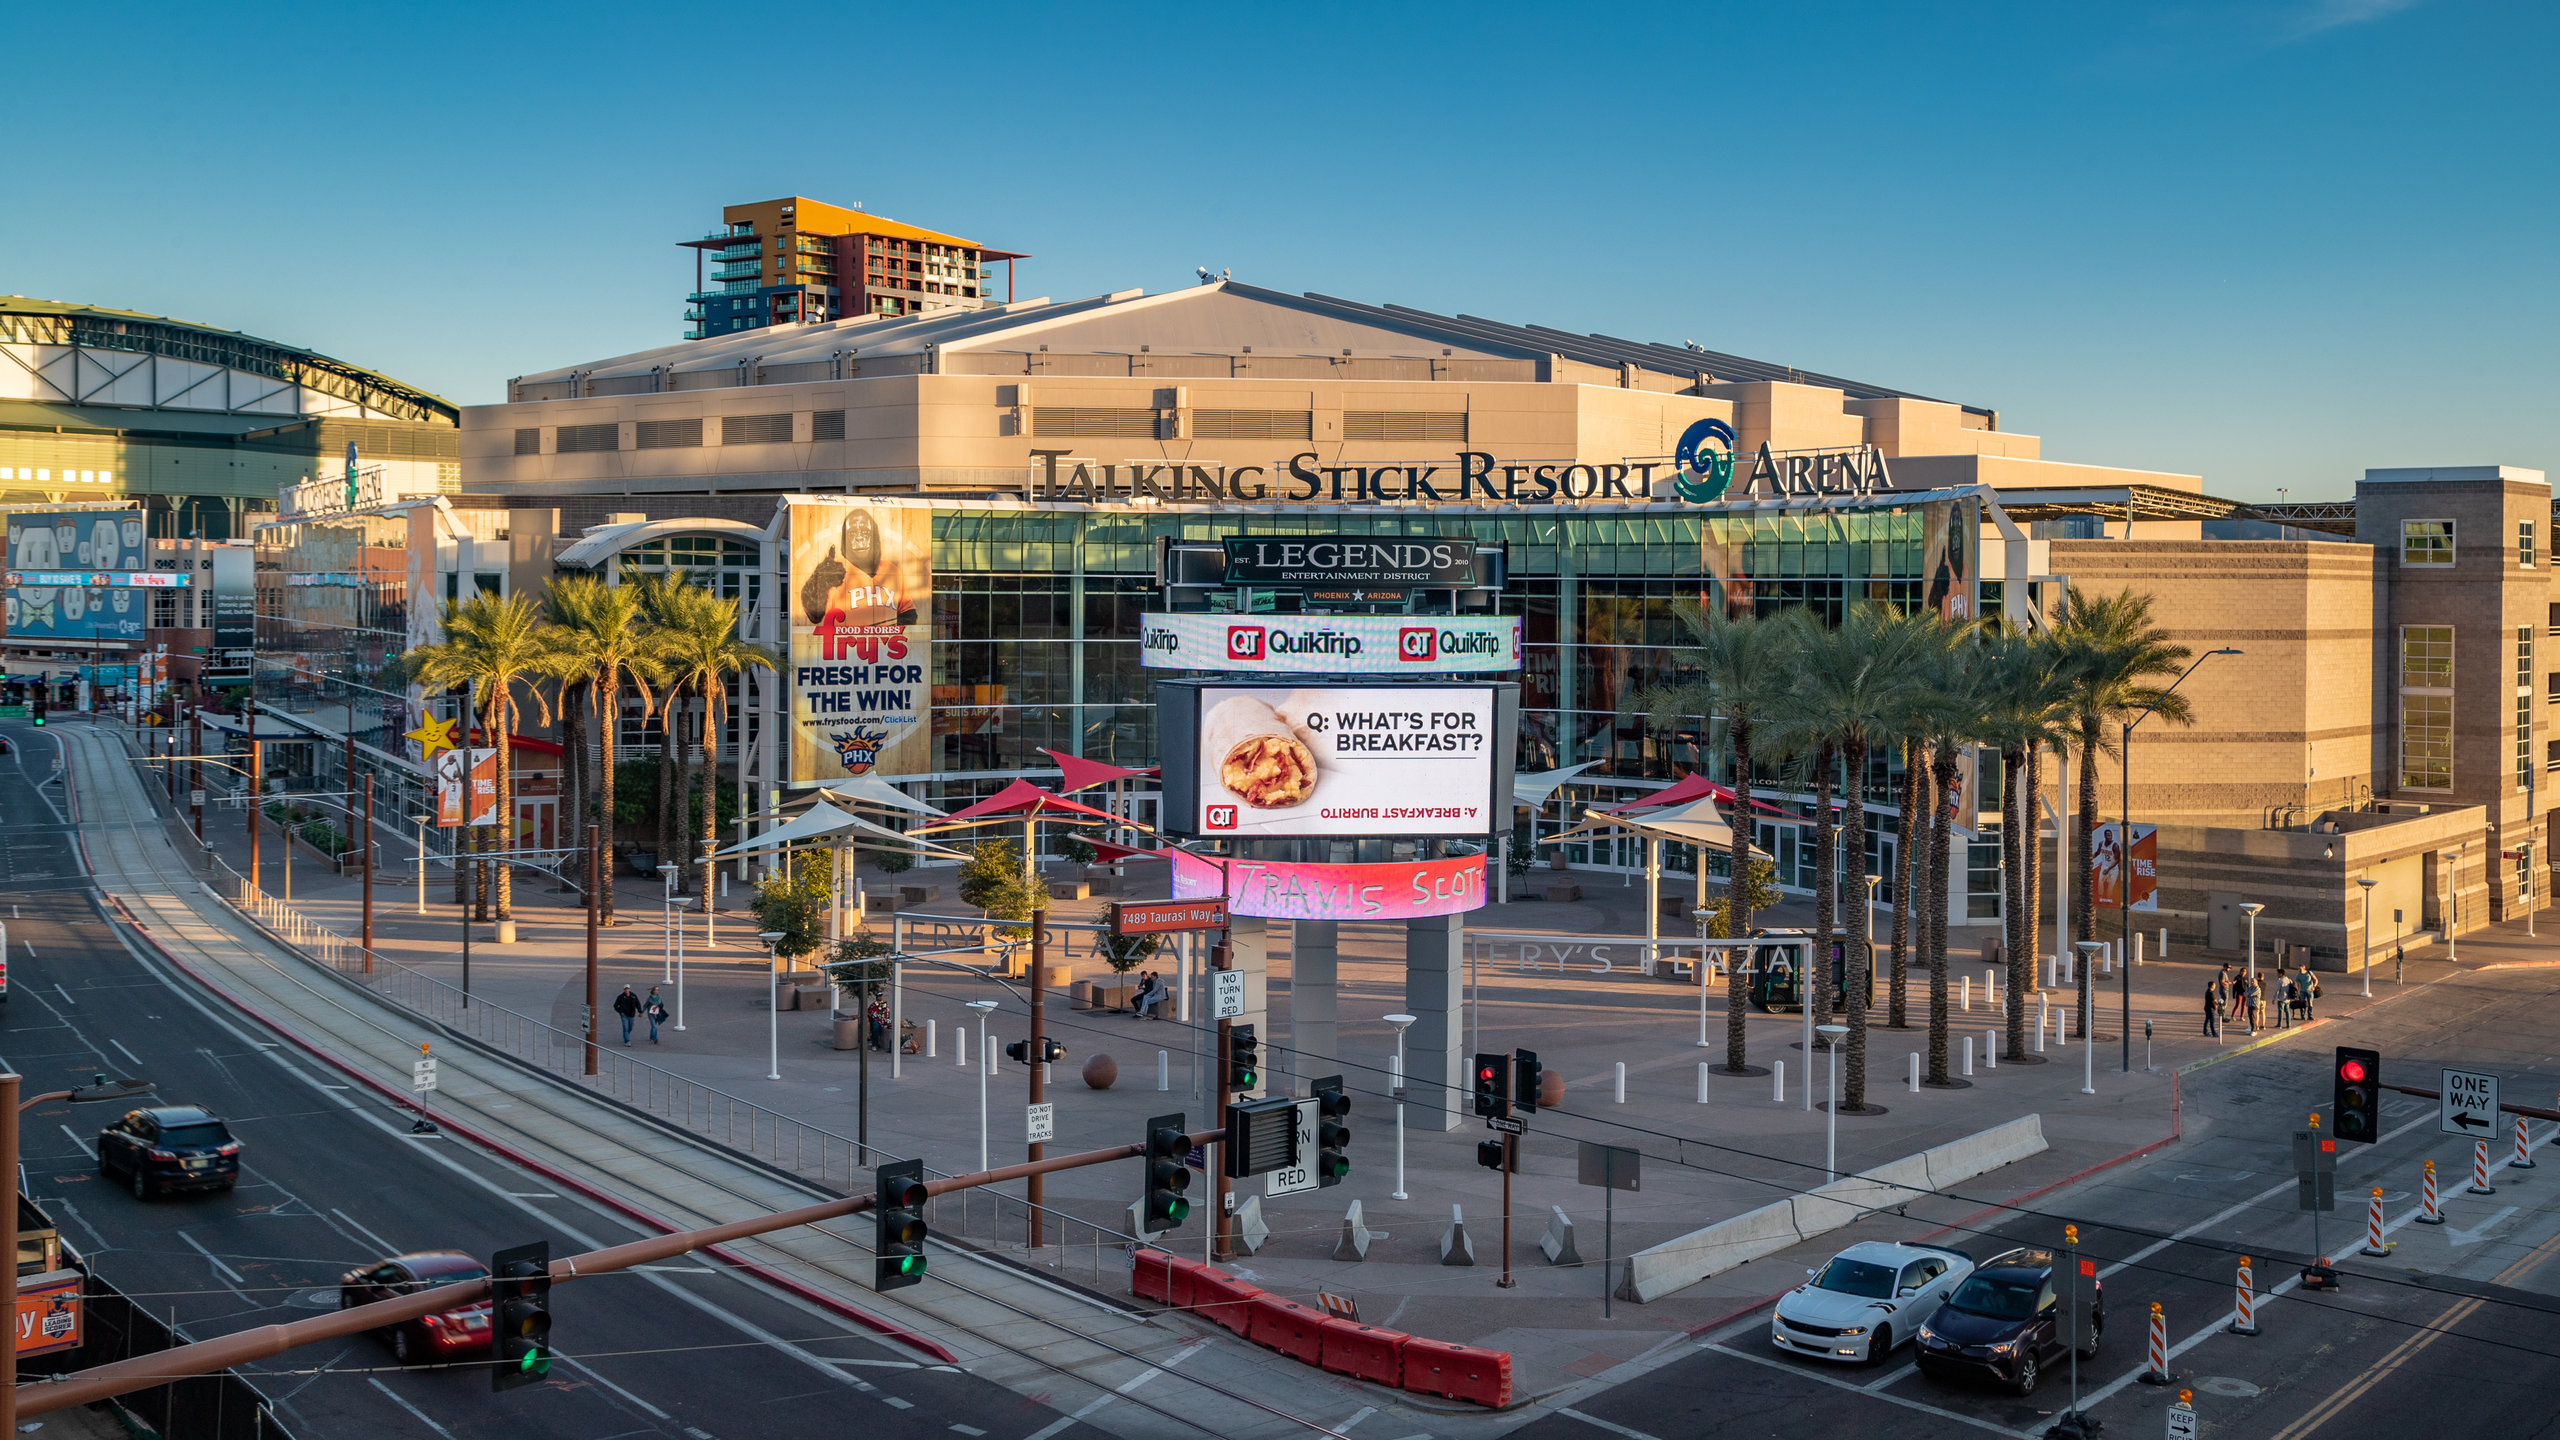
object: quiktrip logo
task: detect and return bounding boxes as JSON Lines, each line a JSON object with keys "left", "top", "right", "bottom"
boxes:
{"left": 1206, "top": 804, "right": 1239, "bottom": 830}
{"left": 1226, "top": 626, "right": 1265, "bottom": 661}
{"left": 1398, "top": 627, "right": 1436, "bottom": 661}
{"left": 1673, "top": 418, "right": 1737, "bottom": 503}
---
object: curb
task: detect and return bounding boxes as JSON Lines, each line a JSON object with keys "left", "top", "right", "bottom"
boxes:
{"left": 97, "top": 892, "right": 961, "bottom": 1365}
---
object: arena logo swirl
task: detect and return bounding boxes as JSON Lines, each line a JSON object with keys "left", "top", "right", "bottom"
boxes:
{"left": 1672, "top": 418, "right": 1738, "bottom": 503}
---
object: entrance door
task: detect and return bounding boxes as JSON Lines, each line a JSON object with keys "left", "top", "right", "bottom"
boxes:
{"left": 2208, "top": 891, "right": 2241, "bottom": 952}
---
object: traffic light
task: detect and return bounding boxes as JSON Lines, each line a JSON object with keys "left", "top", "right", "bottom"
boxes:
{"left": 1143, "top": 1112, "right": 1192, "bottom": 1232}
{"left": 1512, "top": 1048, "right": 1543, "bottom": 1115}
{"left": 489, "top": 1241, "right": 553, "bottom": 1392}
{"left": 1472, "top": 1053, "right": 1511, "bottom": 1119}
{"left": 1223, "top": 1094, "right": 1299, "bottom": 1177}
{"left": 1312, "top": 1075, "right": 1351, "bottom": 1186}
{"left": 30, "top": 695, "right": 43, "bottom": 726}
{"left": 1476, "top": 1139, "right": 1507, "bottom": 1171}
{"left": 1226, "top": 1023, "right": 1260, "bottom": 1093}
{"left": 1004, "top": 1037, "right": 1067, "bottom": 1065}
{"left": 874, "top": 1158, "right": 929, "bottom": 1290}
{"left": 2334, "top": 1046, "right": 2381, "bottom": 1143}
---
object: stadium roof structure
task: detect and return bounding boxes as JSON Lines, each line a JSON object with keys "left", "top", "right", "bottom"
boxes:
{"left": 0, "top": 297, "right": 457, "bottom": 426}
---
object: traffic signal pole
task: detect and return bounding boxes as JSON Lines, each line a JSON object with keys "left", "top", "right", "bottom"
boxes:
{"left": 1028, "top": 885, "right": 1046, "bottom": 1249}
{"left": 1212, "top": 933, "right": 1233, "bottom": 1262}
{"left": 1500, "top": 1133, "right": 1515, "bottom": 1290}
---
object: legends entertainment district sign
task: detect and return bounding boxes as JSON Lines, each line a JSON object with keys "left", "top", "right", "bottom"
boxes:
{"left": 1026, "top": 440, "right": 1896, "bottom": 507}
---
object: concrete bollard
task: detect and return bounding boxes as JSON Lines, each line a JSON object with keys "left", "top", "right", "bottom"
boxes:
{"left": 1157, "top": 1049, "right": 1170, "bottom": 1091}
{"left": 2159, "top": 926, "right": 2169, "bottom": 959}
{"left": 1963, "top": 1036, "right": 1974, "bottom": 1077}
{"left": 2057, "top": 1007, "right": 2071, "bottom": 1048}
{"left": 1614, "top": 1061, "right": 1627, "bottom": 1103}
{"left": 1909, "top": 1051, "right": 1921, "bottom": 1092}
{"left": 956, "top": 1026, "right": 968, "bottom": 1068}
{"left": 1773, "top": 1060, "right": 1785, "bottom": 1104}
{"left": 1541, "top": 1205, "right": 1583, "bottom": 1266}
{"left": 1986, "top": 967, "right": 2000, "bottom": 1010}
{"left": 1986, "top": 1027, "right": 1998, "bottom": 1069}
{"left": 2133, "top": 933, "right": 2146, "bottom": 966}
{"left": 1440, "top": 1205, "right": 1475, "bottom": 1266}
{"left": 1335, "top": 1198, "right": 1373, "bottom": 1261}
{"left": 1961, "top": 975, "right": 1971, "bottom": 1012}
{"left": 2036, "top": 995, "right": 2049, "bottom": 1052}
{"left": 1696, "top": 1062, "right": 1710, "bottom": 1104}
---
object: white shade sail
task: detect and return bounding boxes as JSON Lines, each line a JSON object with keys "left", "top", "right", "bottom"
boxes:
{"left": 711, "top": 800, "right": 968, "bottom": 860}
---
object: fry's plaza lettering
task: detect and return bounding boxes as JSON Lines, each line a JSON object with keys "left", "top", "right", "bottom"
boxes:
{"left": 1027, "top": 446, "right": 1893, "bottom": 505}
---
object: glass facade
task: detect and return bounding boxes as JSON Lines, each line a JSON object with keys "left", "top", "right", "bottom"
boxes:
{"left": 250, "top": 512, "right": 424, "bottom": 816}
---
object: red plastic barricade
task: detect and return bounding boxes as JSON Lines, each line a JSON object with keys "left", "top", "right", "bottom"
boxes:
{"left": 1131, "top": 1248, "right": 1177, "bottom": 1306}
{"left": 1165, "top": 1256, "right": 1205, "bottom": 1312}
{"left": 1402, "top": 1337, "right": 1513, "bottom": 1408}
{"left": 1188, "top": 1267, "right": 1264, "bottom": 1336}
{"left": 1319, "top": 1318, "right": 1407, "bottom": 1386}
{"left": 1247, "top": 1296, "right": 1327, "bottom": 1365}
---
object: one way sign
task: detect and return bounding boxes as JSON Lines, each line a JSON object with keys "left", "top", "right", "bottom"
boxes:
{"left": 2442, "top": 1068, "right": 2500, "bottom": 1136}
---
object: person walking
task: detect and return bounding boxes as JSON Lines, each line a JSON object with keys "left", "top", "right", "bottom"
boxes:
{"left": 645, "top": 985, "right": 668, "bottom": 1042}
{"left": 613, "top": 985, "right": 641, "bottom": 1044}
{"left": 2274, "top": 967, "right": 2294, "bottom": 1029}
{"left": 2246, "top": 971, "right": 2265, "bottom": 1034}
{"left": 2203, "top": 975, "right": 2224, "bottom": 1039}
{"left": 2300, "top": 968, "right": 2320, "bottom": 1022}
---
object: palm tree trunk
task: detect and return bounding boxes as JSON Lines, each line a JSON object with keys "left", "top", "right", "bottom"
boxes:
{"left": 2078, "top": 715, "right": 2100, "bottom": 945}
{"left": 1723, "top": 715, "right": 1755, "bottom": 1073}
{"left": 596, "top": 672, "right": 619, "bottom": 925}
{"left": 1892, "top": 735, "right": 1916, "bottom": 1029}
{"left": 2001, "top": 746, "right": 2024, "bottom": 1056}
{"left": 2022, "top": 740, "right": 2044, "bottom": 1016}
{"left": 1811, "top": 740, "right": 1836, "bottom": 1032}
{"left": 493, "top": 687, "right": 514, "bottom": 920}
{"left": 696, "top": 683, "right": 721, "bottom": 916}
{"left": 1926, "top": 737, "right": 1958, "bottom": 1084}
{"left": 656, "top": 688, "right": 680, "bottom": 886}
{"left": 1842, "top": 733, "right": 1870, "bottom": 1109}
{"left": 559, "top": 682, "right": 583, "bottom": 893}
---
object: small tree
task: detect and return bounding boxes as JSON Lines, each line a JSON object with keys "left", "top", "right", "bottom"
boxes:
{"left": 872, "top": 844, "right": 915, "bottom": 877}
{"left": 1060, "top": 834, "right": 1098, "bottom": 867}
{"left": 1700, "top": 854, "right": 1782, "bottom": 939}
{"left": 823, "top": 929, "right": 892, "bottom": 1008}
{"left": 958, "top": 837, "right": 1045, "bottom": 937}
{"left": 750, "top": 850, "right": 834, "bottom": 962}
{"left": 1101, "top": 930, "right": 1159, "bottom": 975}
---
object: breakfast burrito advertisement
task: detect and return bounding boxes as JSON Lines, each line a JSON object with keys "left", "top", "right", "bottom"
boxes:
{"left": 1195, "top": 684, "right": 1495, "bottom": 837}
{"left": 787, "top": 499, "right": 934, "bottom": 785}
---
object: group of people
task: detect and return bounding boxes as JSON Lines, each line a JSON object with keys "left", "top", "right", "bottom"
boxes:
{"left": 2201, "top": 961, "right": 2320, "bottom": 1038}
{"left": 1125, "top": 970, "right": 1170, "bottom": 1019}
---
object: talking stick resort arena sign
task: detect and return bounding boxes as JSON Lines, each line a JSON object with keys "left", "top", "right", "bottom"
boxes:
{"left": 788, "top": 499, "right": 935, "bottom": 784}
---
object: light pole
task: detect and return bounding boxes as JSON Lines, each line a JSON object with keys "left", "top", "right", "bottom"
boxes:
{"left": 2074, "top": 941, "right": 2102, "bottom": 1096}
{"left": 2357, "top": 877, "right": 2377, "bottom": 998}
{"left": 1693, "top": 906, "right": 1715, "bottom": 1047}
{"left": 410, "top": 813, "right": 433, "bottom": 916}
{"left": 1817, "top": 1023, "right": 1847, "bottom": 1183}
{"left": 760, "top": 930, "right": 787, "bottom": 1081}
{"left": 2119, "top": 647, "right": 2240, "bottom": 1072}
{"left": 659, "top": 862, "right": 687, "bottom": 1030}
{"left": 966, "top": 999, "right": 999, "bottom": 1173}
{"left": 1385, "top": 1012, "right": 1417, "bottom": 1201}
{"left": 2240, "top": 902, "right": 2264, "bottom": 987}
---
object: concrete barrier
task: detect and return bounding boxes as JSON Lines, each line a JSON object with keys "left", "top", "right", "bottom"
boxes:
{"left": 1617, "top": 1114, "right": 2049, "bottom": 1303}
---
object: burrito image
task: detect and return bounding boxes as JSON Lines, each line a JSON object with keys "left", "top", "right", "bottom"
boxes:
{"left": 1203, "top": 694, "right": 1320, "bottom": 810}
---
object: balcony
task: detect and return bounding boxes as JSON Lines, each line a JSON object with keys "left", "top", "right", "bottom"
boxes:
{"left": 712, "top": 263, "right": 766, "bottom": 282}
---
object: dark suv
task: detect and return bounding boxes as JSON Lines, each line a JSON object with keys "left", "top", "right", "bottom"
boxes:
{"left": 1913, "top": 1247, "right": 2102, "bottom": 1395}
{"left": 98, "top": 1106, "right": 242, "bottom": 1199}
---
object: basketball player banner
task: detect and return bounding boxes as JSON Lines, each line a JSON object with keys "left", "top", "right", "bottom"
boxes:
{"left": 2091, "top": 821, "right": 2158, "bottom": 912}
{"left": 785, "top": 498, "right": 934, "bottom": 785}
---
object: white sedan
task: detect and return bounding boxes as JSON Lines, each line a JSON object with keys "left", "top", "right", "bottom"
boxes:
{"left": 1771, "top": 1241, "right": 1975, "bottom": 1364}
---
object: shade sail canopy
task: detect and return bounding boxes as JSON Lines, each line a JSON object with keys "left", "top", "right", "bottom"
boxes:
{"left": 1601, "top": 771, "right": 1719, "bottom": 812}
{"left": 1540, "top": 794, "right": 1759, "bottom": 854}
{"left": 710, "top": 800, "right": 969, "bottom": 860}
{"left": 1513, "top": 761, "right": 1600, "bottom": 809}
{"left": 917, "top": 778, "right": 1123, "bottom": 831}
{"left": 817, "top": 773, "right": 947, "bottom": 818}
{"left": 1037, "top": 747, "right": 1160, "bottom": 793}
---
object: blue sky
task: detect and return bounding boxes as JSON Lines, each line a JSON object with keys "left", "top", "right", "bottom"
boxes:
{"left": 5, "top": 1, "right": 2546, "bottom": 498}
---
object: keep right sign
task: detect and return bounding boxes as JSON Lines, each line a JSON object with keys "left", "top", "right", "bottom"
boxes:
{"left": 2442, "top": 1067, "right": 2500, "bottom": 1137}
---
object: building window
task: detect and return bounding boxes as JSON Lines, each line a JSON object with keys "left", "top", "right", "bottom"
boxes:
{"left": 635, "top": 418, "right": 702, "bottom": 450}
{"left": 720, "top": 413, "right": 793, "bottom": 446}
{"left": 2522, "top": 626, "right": 2537, "bottom": 789}
{"left": 2402, "top": 520, "right": 2455, "bottom": 566}
{"left": 1032, "top": 407, "right": 1158, "bottom": 439}
{"left": 812, "top": 410, "right": 847, "bottom": 442}
{"left": 1344, "top": 410, "right": 1469, "bottom": 443}
{"left": 2523, "top": 521, "right": 2539, "bottom": 567}
{"left": 1192, "top": 409, "right": 1314, "bottom": 441}
{"left": 513, "top": 428, "right": 540, "bottom": 456}
{"left": 2402, "top": 694, "right": 2452, "bottom": 790}
{"left": 2402, "top": 625, "right": 2453, "bottom": 690}
{"left": 555, "top": 423, "right": 618, "bottom": 454}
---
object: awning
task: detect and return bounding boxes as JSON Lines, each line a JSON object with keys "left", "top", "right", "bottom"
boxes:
{"left": 1037, "top": 747, "right": 1159, "bottom": 793}
{"left": 1540, "top": 794, "right": 1761, "bottom": 854}
{"left": 918, "top": 778, "right": 1121, "bottom": 831}
{"left": 711, "top": 800, "right": 969, "bottom": 860}
{"left": 1513, "top": 761, "right": 1600, "bottom": 809}
{"left": 818, "top": 772, "right": 948, "bottom": 818}
{"left": 1601, "top": 771, "right": 1718, "bottom": 812}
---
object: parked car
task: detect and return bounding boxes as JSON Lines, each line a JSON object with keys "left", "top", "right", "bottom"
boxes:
{"left": 1771, "top": 1240, "right": 1974, "bottom": 1364}
{"left": 339, "top": 1251, "right": 496, "bottom": 1364}
{"left": 97, "top": 1106, "right": 240, "bottom": 1198}
{"left": 1914, "top": 1246, "right": 2103, "bottom": 1395}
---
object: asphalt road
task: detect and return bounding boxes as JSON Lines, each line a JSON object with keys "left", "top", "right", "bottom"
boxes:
{"left": 0, "top": 720, "right": 1103, "bottom": 1440}
{"left": 1508, "top": 957, "right": 2560, "bottom": 1440}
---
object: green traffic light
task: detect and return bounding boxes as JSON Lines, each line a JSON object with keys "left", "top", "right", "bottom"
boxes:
{"left": 520, "top": 1347, "right": 552, "bottom": 1376}
{"left": 897, "top": 1254, "right": 925, "bottom": 1275}
{"left": 1167, "top": 1198, "right": 1191, "bottom": 1221}
{"left": 1236, "top": 1069, "right": 1256, "bottom": 1087}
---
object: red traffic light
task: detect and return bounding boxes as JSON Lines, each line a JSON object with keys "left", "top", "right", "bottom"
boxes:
{"left": 2339, "top": 1058, "right": 2367, "bottom": 1083}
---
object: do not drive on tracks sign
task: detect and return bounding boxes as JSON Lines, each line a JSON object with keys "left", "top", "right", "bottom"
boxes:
{"left": 2442, "top": 1067, "right": 2500, "bottom": 1136}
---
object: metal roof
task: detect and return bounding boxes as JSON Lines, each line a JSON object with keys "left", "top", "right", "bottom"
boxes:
{"left": 0, "top": 297, "right": 457, "bottom": 425}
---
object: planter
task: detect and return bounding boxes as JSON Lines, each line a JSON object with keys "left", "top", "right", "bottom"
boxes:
{"left": 629, "top": 848, "right": 659, "bottom": 876}
{"left": 833, "top": 1016, "right": 862, "bottom": 1050}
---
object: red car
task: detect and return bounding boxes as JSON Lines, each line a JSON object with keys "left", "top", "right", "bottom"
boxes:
{"left": 339, "top": 1251, "right": 495, "bottom": 1364}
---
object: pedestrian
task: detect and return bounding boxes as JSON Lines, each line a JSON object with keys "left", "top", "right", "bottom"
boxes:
{"left": 2202, "top": 976, "right": 2223, "bottom": 1038}
{"left": 2274, "top": 968, "right": 2292, "bottom": 1029}
{"left": 645, "top": 985, "right": 668, "bottom": 1042}
{"left": 613, "top": 984, "right": 641, "bottom": 1044}
{"left": 867, "top": 992, "right": 890, "bottom": 1052}
{"left": 1130, "top": 969, "right": 1157, "bottom": 1018}
{"left": 2224, "top": 965, "right": 2246, "bottom": 1025}
{"left": 2246, "top": 972, "right": 2264, "bottom": 1034}
{"left": 2302, "top": 968, "right": 2320, "bottom": 1021}
{"left": 2394, "top": 943, "right": 2405, "bottom": 984}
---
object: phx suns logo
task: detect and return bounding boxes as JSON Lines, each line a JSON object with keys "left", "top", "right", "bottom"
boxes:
{"left": 1673, "top": 418, "right": 1737, "bottom": 503}
{"left": 829, "top": 726, "right": 890, "bottom": 776}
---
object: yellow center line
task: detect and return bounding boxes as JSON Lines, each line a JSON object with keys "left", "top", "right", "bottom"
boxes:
{"left": 2266, "top": 1222, "right": 2560, "bottom": 1440}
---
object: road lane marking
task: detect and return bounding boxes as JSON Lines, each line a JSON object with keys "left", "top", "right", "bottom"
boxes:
{"left": 58, "top": 1125, "right": 93, "bottom": 1157}
{"left": 108, "top": 1037, "right": 145, "bottom": 1069}
{"left": 177, "top": 1230, "right": 247, "bottom": 1285}
{"left": 1700, "top": 1343, "right": 2021, "bottom": 1437}
{"left": 554, "top": 1350, "right": 672, "bottom": 1419}
{"left": 1555, "top": 1409, "right": 1661, "bottom": 1440}
{"left": 365, "top": 1377, "right": 457, "bottom": 1439}
{"left": 1019, "top": 1337, "right": 1208, "bottom": 1440}
{"left": 1331, "top": 1406, "right": 1376, "bottom": 1433}
{"left": 329, "top": 1207, "right": 401, "bottom": 1257}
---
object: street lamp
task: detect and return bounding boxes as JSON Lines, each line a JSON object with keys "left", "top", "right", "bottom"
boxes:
{"left": 410, "top": 814, "right": 434, "bottom": 916}
{"left": 1816, "top": 1023, "right": 1848, "bottom": 1183}
{"left": 2240, "top": 902, "right": 2264, "bottom": 986}
{"left": 1384, "top": 1013, "right": 1417, "bottom": 1201}
{"left": 2073, "top": 941, "right": 2102, "bottom": 1096}
{"left": 759, "top": 930, "right": 787, "bottom": 1081}
{"left": 1692, "top": 906, "right": 1716, "bottom": 1048}
{"left": 965, "top": 999, "right": 1000, "bottom": 1173}
{"left": 2119, "top": 646, "right": 2240, "bottom": 1072}
{"left": 2356, "top": 877, "right": 2378, "bottom": 998}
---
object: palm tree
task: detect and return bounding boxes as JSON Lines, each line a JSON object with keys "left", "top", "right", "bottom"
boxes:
{"left": 406, "top": 591, "right": 558, "bottom": 922}
{"left": 1782, "top": 605, "right": 1950, "bottom": 1110}
{"left": 2057, "top": 588, "right": 2193, "bottom": 947}
{"left": 1975, "top": 632, "right": 2075, "bottom": 1063}
{"left": 1631, "top": 602, "right": 1797, "bottom": 1076}
{"left": 633, "top": 573, "right": 696, "bottom": 889}
{"left": 1909, "top": 630, "right": 1992, "bottom": 1084}
{"left": 542, "top": 574, "right": 670, "bottom": 924}
{"left": 656, "top": 583, "right": 775, "bottom": 914}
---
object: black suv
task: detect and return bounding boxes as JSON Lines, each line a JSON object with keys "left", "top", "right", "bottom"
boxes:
{"left": 1913, "top": 1247, "right": 2102, "bottom": 1395}
{"left": 99, "top": 1106, "right": 242, "bottom": 1199}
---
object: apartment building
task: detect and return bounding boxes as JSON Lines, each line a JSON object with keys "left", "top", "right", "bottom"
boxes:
{"left": 677, "top": 196, "right": 1027, "bottom": 339}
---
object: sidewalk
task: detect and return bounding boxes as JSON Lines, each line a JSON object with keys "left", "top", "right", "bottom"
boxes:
{"left": 106, "top": 732, "right": 2560, "bottom": 1396}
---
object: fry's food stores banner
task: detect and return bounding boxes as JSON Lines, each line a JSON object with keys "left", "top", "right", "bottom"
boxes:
{"left": 787, "top": 499, "right": 933, "bottom": 785}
